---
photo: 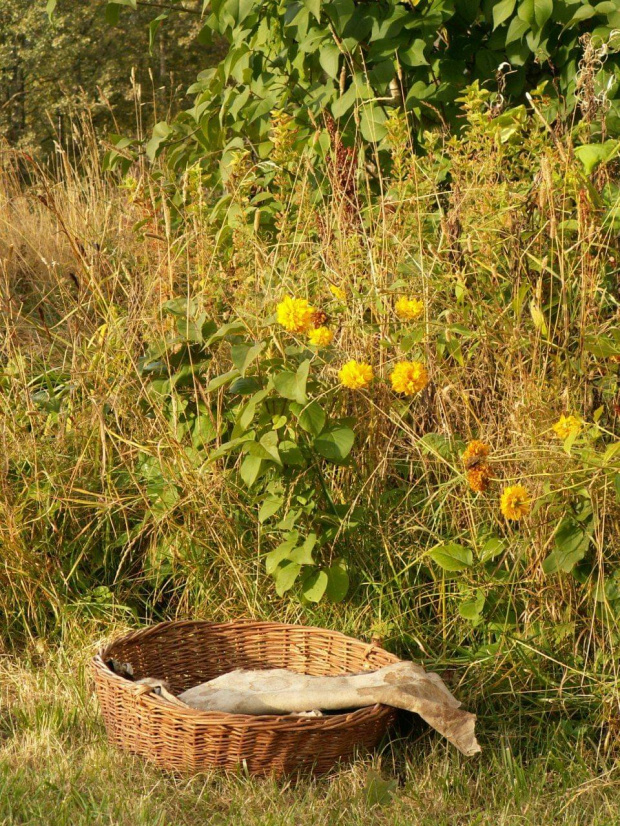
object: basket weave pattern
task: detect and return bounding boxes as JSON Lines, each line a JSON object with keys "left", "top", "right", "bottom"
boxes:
{"left": 92, "top": 620, "right": 399, "bottom": 776}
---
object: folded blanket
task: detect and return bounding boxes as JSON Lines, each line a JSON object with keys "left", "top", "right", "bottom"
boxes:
{"left": 133, "top": 661, "right": 480, "bottom": 756}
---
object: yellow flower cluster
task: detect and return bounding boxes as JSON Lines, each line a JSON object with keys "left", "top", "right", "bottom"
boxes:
{"left": 395, "top": 296, "right": 424, "bottom": 320}
{"left": 276, "top": 296, "right": 335, "bottom": 346}
{"left": 276, "top": 296, "right": 316, "bottom": 333}
{"left": 552, "top": 414, "right": 582, "bottom": 440}
{"left": 338, "top": 360, "right": 374, "bottom": 389}
{"left": 308, "top": 326, "right": 334, "bottom": 347}
{"left": 389, "top": 361, "right": 429, "bottom": 396}
{"left": 500, "top": 485, "right": 531, "bottom": 521}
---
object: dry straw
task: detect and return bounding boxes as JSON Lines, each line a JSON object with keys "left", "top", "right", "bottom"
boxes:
{"left": 92, "top": 620, "right": 399, "bottom": 776}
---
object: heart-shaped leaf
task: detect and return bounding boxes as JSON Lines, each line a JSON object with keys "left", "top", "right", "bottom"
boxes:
{"left": 239, "top": 454, "right": 262, "bottom": 487}
{"left": 301, "top": 569, "right": 329, "bottom": 602}
{"left": 325, "top": 558, "right": 349, "bottom": 602}
{"left": 429, "top": 543, "right": 473, "bottom": 571}
{"left": 265, "top": 533, "right": 299, "bottom": 575}
{"left": 314, "top": 426, "right": 355, "bottom": 462}
{"left": 275, "top": 561, "right": 302, "bottom": 596}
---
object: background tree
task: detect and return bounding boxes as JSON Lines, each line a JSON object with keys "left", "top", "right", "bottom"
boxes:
{"left": 0, "top": 0, "right": 224, "bottom": 153}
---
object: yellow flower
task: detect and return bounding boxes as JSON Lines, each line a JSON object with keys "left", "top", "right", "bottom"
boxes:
{"left": 500, "top": 485, "right": 531, "bottom": 521}
{"left": 467, "top": 464, "right": 492, "bottom": 493}
{"left": 389, "top": 361, "right": 429, "bottom": 396}
{"left": 308, "top": 326, "right": 334, "bottom": 347}
{"left": 276, "top": 296, "right": 315, "bottom": 333}
{"left": 552, "top": 414, "right": 582, "bottom": 440}
{"left": 339, "top": 360, "right": 374, "bottom": 390}
{"left": 329, "top": 284, "right": 347, "bottom": 302}
{"left": 395, "top": 296, "right": 424, "bottom": 321}
{"left": 462, "top": 440, "right": 491, "bottom": 467}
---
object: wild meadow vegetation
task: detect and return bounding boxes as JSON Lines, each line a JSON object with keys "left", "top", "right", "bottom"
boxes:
{"left": 3, "top": 0, "right": 620, "bottom": 822}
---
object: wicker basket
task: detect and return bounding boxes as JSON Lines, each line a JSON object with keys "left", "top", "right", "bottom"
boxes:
{"left": 92, "top": 620, "right": 399, "bottom": 776}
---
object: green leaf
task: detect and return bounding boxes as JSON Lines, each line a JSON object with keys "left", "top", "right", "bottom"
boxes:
{"left": 290, "top": 533, "right": 317, "bottom": 565}
{"left": 231, "top": 341, "right": 265, "bottom": 375}
{"left": 419, "top": 433, "right": 455, "bottom": 461}
{"left": 265, "top": 533, "right": 298, "bottom": 575}
{"left": 493, "top": 0, "right": 517, "bottom": 28}
{"left": 229, "top": 376, "right": 262, "bottom": 395}
{"left": 279, "top": 440, "right": 306, "bottom": 466}
{"left": 429, "top": 543, "right": 473, "bottom": 572}
{"left": 273, "top": 360, "right": 310, "bottom": 403}
{"left": 543, "top": 517, "right": 591, "bottom": 574}
{"left": 207, "top": 434, "right": 253, "bottom": 463}
{"left": 234, "top": 389, "right": 269, "bottom": 434}
{"left": 293, "top": 400, "right": 326, "bottom": 436}
{"left": 459, "top": 590, "right": 485, "bottom": 621}
{"left": 204, "top": 319, "right": 247, "bottom": 347}
{"left": 259, "top": 430, "right": 281, "bottom": 464}
{"left": 399, "top": 39, "right": 428, "bottom": 67}
{"left": 319, "top": 42, "right": 340, "bottom": 78}
{"left": 360, "top": 104, "right": 388, "bottom": 142}
{"left": 332, "top": 83, "right": 357, "bottom": 118}
{"left": 105, "top": 2, "right": 121, "bottom": 24}
{"left": 574, "top": 141, "right": 620, "bottom": 175}
{"left": 303, "top": 0, "right": 321, "bottom": 20}
{"left": 314, "top": 425, "right": 355, "bottom": 462}
{"left": 258, "top": 494, "right": 284, "bottom": 522}
{"left": 273, "top": 371, "right": 297, "bottom": 400}
{"left": 239, "top": 454, "right": 263, "bottom": 487}
{"left": 162, "top": 297, "right": 197, "bottom": 317}
{"left": 568, "top": 4, "right": 596, "bottom": 25}
{"left": 192, "top": 413, "right": 218, "bottom": 447}
{"left": 46, "top": 0, "right": 57, "bottom": 20}
{"left": 146, "top": 121, "right": 173, "bottom": 160}
{"left": 359, "top": 770, "right": 397, "bottom": 809}
{"left": 177, "top": 316, "right": 206, "bottom": 343}
{"left": 506, "top": 14, "right": 529, "bottom": 43}
{"left": 206, "top": 369, "right": 240, "bottom": 392}
{"left": 518, "top": 0, "right": 552, "bottom": 29}
{"left": 301, "top": 569, "right": 329, "bottom": 602}
{"left": 296, "top": 359, "right": 311, "bottom": 395}
{"left": 275, "top": 561, "right": 302, "bottom": 596}
{"left": 479, "top": 537, "right": 505, "bottom": 563}
{"left": 325, "top": 558, "right": 349, "bottom": 602}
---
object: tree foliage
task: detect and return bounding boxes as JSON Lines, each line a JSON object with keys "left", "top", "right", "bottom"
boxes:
{"left": 131, "top": 0, "right": 620, "bottom": 175}
{"left": 0, "top": 0, "right": 222, "bottom": 152}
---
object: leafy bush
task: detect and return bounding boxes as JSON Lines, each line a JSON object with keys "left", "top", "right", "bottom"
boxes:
{"left": 110, "top": 0, "right": 620, "bottom": 180}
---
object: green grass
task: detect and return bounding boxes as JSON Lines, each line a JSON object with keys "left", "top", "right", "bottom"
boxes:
{"left": 1, "top": 625, "right": 619, "bottom": 826}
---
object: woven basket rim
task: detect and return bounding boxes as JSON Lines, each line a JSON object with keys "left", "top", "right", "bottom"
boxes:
{"left": 93, "top": 619, "right": 400, "bottom": 730}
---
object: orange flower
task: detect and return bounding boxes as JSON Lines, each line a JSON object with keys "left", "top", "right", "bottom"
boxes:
{"left": 462, "top": 440, "right": 490, "bottom": 468}
{"left": 467, "top": 464, "right": 492, "bottom": 493}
